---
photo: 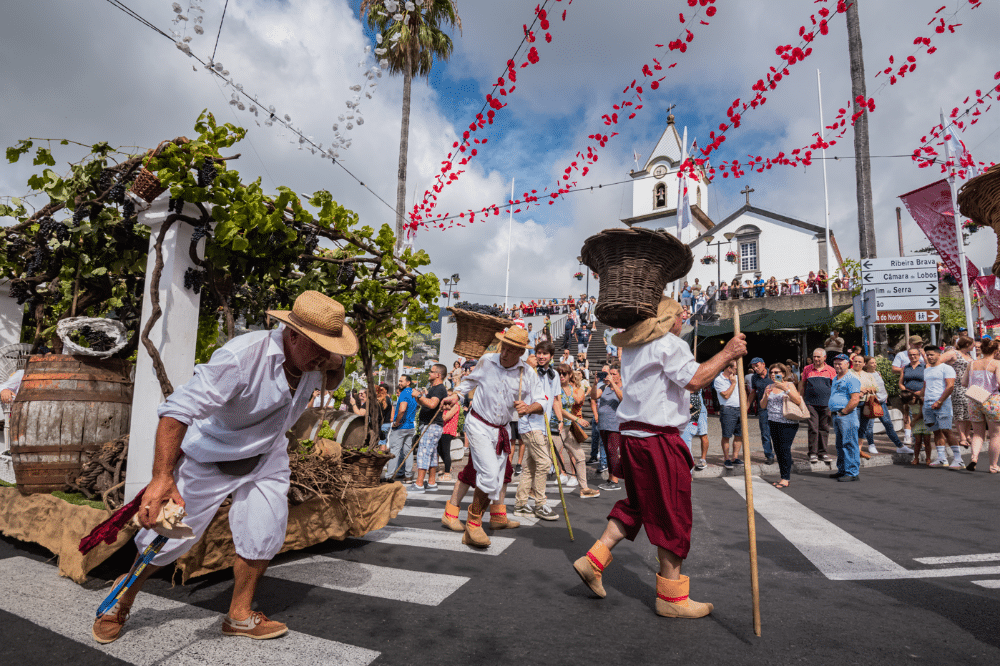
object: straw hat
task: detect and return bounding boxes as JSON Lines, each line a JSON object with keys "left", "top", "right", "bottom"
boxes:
{"left": 611, "top": 298, "right": 682, "bottom": 348}
{"left": 494, "top": 325, "right": 530, "bottom": 350}
{"left": 267, "top": 291, "right": 359, "bottom": 356}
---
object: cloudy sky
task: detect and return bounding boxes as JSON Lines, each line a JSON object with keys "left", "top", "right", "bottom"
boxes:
{"left": 1, "top": 0, "right": 997, "bottom": 310}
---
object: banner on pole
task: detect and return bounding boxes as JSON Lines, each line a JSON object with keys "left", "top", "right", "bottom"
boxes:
{"left": 898, "top": 179, "right": 978, "bottom": 290}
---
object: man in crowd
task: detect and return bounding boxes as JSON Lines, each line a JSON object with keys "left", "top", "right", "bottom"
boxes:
{"left": 576, "top": 323, "right": 592, "bottom": 356}
{"left": 713, "top": 361, "right": 744, "bottom": 469}
{"left": 682, "top": 387, "right": 711, "bottom": 471}
{"left": 922, "top": 345, "right": 963, "bottom": 468}
{"left": 513, "top": 340, "right": 561, "bottom": 522}
{"left": 564, "top": 305, "right": 578, "bottom": 352}
{"left": 572, "top": 297, "right": 747, "bottom": 618}
{"left": 891, "top": 335, "right": 925, "bottom": 444}
{"left": 705, "top": 281, "right": 717, "bottom": 314}
{"left": 579, "top": 294, "right": 591, "bottom": 328}
{"left": 800, "top": 348, "right": 835, "bottom": 463}
{"left": 410, "top": 364, "right": 449, "bottom": 493}
{"left": 824, "top": 329, "right": 845, "bottom": 364}
{"left": 526, "top": 322, "right": 538, "bottom": 355}
{"left": 604, "top": 326, "right": 619, "bottom": 365}
{"left": 747, "top": 357, "right": 776, "bottom": 465}
{"left": 92, "top": 291, "right": 353, "bottom": 644}
{"left": 386, "top": 374, "right": 419, "bottom": 482}
{"left": 828, "top": 353, "right": 861, "bottom": 482}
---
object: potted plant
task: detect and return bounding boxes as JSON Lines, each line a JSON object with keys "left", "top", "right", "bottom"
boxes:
{"left": 574, "top": 271, "right": 583, "bottom": 280}
{"left": 701, "top": 254, "right": 716, "bottom": 265}
{"left": 725, "top": 250, "right": 738, "bottom": 263}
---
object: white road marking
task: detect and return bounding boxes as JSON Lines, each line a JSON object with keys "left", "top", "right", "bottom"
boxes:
{"left": 352, "top": 524, "right": 516, "bottom": 555}
{"left": 971, "top": 580, "right": 1000, "bottom": 589}
{"left": 405, "top": 488, "right": 567, "bottom": 502}
{"left": 268, "top": 555, "right": 468, "bottom": 606}
{"left": 0, "top": 556, "right": 380, "bottom": 666}
{"left": 724, "top": 478, "right": 1000, "bottom": 581}
{"left": 915, "top": 553, "right": 1000, "bottom": 565}
{"left": 397, "top": 505, "right": 539, "bottom": 526}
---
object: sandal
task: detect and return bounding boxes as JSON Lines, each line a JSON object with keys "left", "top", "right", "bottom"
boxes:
{"left": 771, "top": 481, "right": 789, "bottom": 489}
{"left": 990, "top": 465, "right": 1000, "bottom": 474}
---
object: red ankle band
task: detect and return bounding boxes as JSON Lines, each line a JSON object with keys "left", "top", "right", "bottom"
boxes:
{"left": 657, "top": 592, "right": 688, "bottom": 603}
{"left": 586, "top": 551, "right": 605, "bottom": 572}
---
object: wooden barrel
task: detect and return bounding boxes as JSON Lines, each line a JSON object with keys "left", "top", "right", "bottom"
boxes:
{"left": 286, "top": 408, "right": 366, "bottom": 453}
{"left": 9, "top": 355, "right": 133, "bottom": 495}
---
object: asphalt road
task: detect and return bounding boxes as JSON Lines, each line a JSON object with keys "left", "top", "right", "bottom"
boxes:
{"left": 3, "top": 461, "right": 1000, "bottom": 665}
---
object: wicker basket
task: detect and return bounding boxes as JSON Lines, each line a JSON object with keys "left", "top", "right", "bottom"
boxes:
{"left": 129, "top": 166, "right": 168, "bottom": 203}
{"left": 449, "top": 307, "right": 512, "bottom": 360}
{"left": 580, "top": 227, "right": 694, "bottom": 328}
{"left": 957, "top": 164, "right": 1000, "bottom": 277}
{"left": 342, "top": 449, "right": 394, "bottom": 488}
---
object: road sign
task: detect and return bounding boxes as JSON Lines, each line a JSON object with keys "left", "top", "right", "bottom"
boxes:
{"left": 869, "top": 282, "right": 938, "bottom": 298}
{"left": 875, "top": 295, "right": 939, "bottom": 311}
{"left": 861, "top": 267, "right": 939, "bottom": 285}
{"left": 874, "top": 310, "right": 940, "bottom": 324}
{"left": 853, "top": 290, "right": 877, "bottom": 328}
{"left": 859, "top": 256, "right": 938, "bottom": 271}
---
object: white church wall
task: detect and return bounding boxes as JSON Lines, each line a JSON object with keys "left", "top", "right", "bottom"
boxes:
{"left": 0, "top": 283, "right": 23, "bottom": 347}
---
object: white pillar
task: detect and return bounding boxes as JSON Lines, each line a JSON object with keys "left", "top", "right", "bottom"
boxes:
{"left": 0, "top": 284, "right": 24, "bottom": 347}
{"left": 124, "top": 197, "right": 206, "bottom": 502}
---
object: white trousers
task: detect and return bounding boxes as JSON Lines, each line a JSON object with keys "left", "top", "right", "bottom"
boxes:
{"left": 134, "top": 447, "right": 290, "bottom": 566}
{"left": 465, "top": 416, "right": 507, "bottom": 501}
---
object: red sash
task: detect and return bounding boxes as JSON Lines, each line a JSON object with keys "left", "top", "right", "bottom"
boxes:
{"left": 470, "top": 409, "right": 511, "bottom": 455}
{"left": 618, "top": 421, "right": 680, "bottom": 436}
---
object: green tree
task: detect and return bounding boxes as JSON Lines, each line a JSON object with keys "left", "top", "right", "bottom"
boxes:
{"left": 360, "top": 0, "right": 461, "bottom": 251}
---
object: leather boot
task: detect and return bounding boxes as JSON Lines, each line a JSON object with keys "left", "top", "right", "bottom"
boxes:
{"left": 573, "top": 540, "right": 612, "bottom": 598}
{"left": 462, "top": 489, "right": 491, "bottom": 548}
{"left": 489, "top": 504, "right": 520, "bottom": 529}
{"left": 441, "top": 502, "right": 464, "bottom": 532}
{"left": 655, "top": 574, "right": 713, "bottom": 618}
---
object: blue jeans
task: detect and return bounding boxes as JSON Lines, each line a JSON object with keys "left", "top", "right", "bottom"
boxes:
{"left": 379, "top": 423, "right": 391, "bottom": 447}
{"left": 590, "top": 423, "right": 602, "bottom": 461}
{"left": 833, "top": 412, "right": 860, "bottom": 477}
{"left": 860, "top": 400, "right": 902, "bottom": 448}
{"left": 758, "top": 409, "right": 774, "bottom": 458}
{"left": 386, "top": 428, "right": 416, "bottom": 479}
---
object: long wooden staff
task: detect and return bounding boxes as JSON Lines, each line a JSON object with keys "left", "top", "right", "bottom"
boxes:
{"left": 545, "top": 425, "right": 574, "bottom": 541}
{"left": 733, "top": 305, "right": 762, "bottom": 637}
{"left": 396, "top": 398, "right": 448, "bottom": 476}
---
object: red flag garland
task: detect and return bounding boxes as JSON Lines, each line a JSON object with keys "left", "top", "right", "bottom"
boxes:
{"left": 910, "top": 74, "right": 999, "bottom": 175}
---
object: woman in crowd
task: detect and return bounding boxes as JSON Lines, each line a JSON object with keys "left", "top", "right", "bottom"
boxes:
{"left": 348, "top": 390, "right": 367, "bottom": 416}
{"left": 760, "top": 362, "right": 804, "bottom": 489}
{"left": 718, "top": 281, "right": 729, "bottom": 301}
{"left": 963, "top": 337, "right": 1000, "bottom": 472}
{"left": 575, "top": 353, "right": 590, "bottom": 382}
{"left": 730, "top": 277, "right": 742, "bottom": 300}
{"left": 450, "top": 360, "right": 464, "bottom": 389}
{"left": 592, "top": 363, "right": 623, "bottom": 492}
{"left": 766, "top": 276, "right": 779, "bottom": 297}
{"left": 942, "top": 336, "right": 976, "bottom": 448}
{"left": 806, "top": 271, "right": 817, "bottom": 294}
{"left": 816, "top": 269, "right": 829, "bottom": 293}
{"left": 849, "top": 354, "right": 880, "bottom": 459}
{"left": 553, "top": 364, "right": 599, "bottom": 497}
{"left": 375, "top": 383, "right": 393, "bottom": 447}
{"left": 861, "top": 357, "right": 907, "bottom": 453}
{"left": 437, "top": 388, "right": 462, "bottom": 482}
{"left": 899, "top": 347, "right": 926, "bottom": 399}
{"left": 742, "top": 279, "right": 754, "bottom": 299}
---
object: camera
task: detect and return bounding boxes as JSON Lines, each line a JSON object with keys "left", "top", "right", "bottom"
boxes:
{"left": 597, "top": 371, "right": 608, "bottom": 380}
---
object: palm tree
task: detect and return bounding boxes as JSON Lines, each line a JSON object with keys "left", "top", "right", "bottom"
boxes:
{"left": 360, "top": 0, "right": 462, "bottom": 253}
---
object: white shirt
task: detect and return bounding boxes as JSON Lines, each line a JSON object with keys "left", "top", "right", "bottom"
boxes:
{"left": 715, "top": 373, "right": 741, "bottom": 408}
{"left": 617, "top": 333, "right": 700, "bottom": 435}
{"left": 158, "top": 327, "right": 327, "bottom": 463}
{"left": 923, "top": 363, "right": 956, "bottom": 404}
{"left": 456, "top": 353, "right": 545, "bottom": 427}
{"left": 518, "top": 364, "right": 561, "bottom": 433}
{"left": 0, "top": 369, "right": 24, "bottom": 420}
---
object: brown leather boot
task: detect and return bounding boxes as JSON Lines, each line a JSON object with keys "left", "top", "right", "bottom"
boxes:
{"left": 441, "top": 502, "right": 464, "bottom": 532}
{"left": 489, "top": 505, "right": 520, "bottom": 529}
{"left": 462, "top": 489, "right": 491, "bottom": 548}
{"left": 654, "top": 574, "right": 713, "bottom": 618}
{"left": 92, "top": 575, "right": 132, "bottom": 644}
{"left": 573, "top": 540, "right": 612, "bottom": 598}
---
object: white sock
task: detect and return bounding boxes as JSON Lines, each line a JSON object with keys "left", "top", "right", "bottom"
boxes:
{"left": 904, "top": 429, "right": 912, "bottom": 441}
{"left": 936, "top": 445, "right": 947, "bottom": 461}
{"left": 951, "top": 445, "right": 963, "bottom": 463}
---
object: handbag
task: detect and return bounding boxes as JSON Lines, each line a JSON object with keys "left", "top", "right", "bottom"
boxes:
{"left": 863, "top": 396, "right": 884, "bottom": 418}
{"left": 781, "top": 394, "right": 810, "bottom": 421}
{"left": 966, "top": 384, "right": 991, "bottom": 405}
{"left": 570, "top": 421, "right": 588, "bottom": 444}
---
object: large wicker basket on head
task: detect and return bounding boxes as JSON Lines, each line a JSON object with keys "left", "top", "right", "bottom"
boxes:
{"left": 957, "top": 164, "right": 1000, "bottom": 278}
{"left": 581, "top": 227, "right": 694, "bottom": 328}
{"left": 449, "top": 307, "right": 512, "bottom": 360}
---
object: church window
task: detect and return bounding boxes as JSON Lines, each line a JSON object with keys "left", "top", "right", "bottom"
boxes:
{"left": 696, "top": 187, "right": 702, "bottom": 209}
{"left": 654, "top": 182, "right": 666, "bottom": 209}
{"left": 740, "top": 240, "right": 758, "bottom": 272}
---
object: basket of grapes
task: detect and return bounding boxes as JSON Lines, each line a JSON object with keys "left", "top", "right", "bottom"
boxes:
{"left": 448, "top": 303, "right": 512, "bottom": 360}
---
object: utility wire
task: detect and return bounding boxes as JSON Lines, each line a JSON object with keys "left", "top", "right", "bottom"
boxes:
{"left": 212, "top": 0, "right": 230, "bottom": 63}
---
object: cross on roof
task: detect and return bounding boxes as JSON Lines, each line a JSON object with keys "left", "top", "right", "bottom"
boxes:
{"left": 741, "top": 185, "right": 755, "bottom": 206}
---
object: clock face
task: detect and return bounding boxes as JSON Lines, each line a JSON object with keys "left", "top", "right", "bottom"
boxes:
{"left": 653, "top": 165, "right": 667, "bottom": 179}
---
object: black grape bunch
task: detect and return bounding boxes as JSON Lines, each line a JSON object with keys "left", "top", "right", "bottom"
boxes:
{"left": 197, "top": 157, "right": 218, "bottom": 188}
{"left": 167, "top": 198, "right": 183, "bottom": 214}
{"left": 297, "top": 228, "right": 319, "bottom": 271}
{"left": 38, "top": 217, "right": 69, "bottom": 243}
{"left": 191, "top": 223, "right": 210, "bottom": 244}
{"left": 97, "top": 169, "right": 115, "bottom": 194}
{"left": 8, "top": 281, "right": 31, "bottom": 306}
{"left": 337, "top": 262, "right": 355, "bottom": 288}
{"left": 453, "top": 301, "right": 504, "bottom": 318}
{"left": 6, "top": 233, "right": 29, "bottom": 257}
{"left": 80, "top": 325, "right": 115, "bottom": 353}
{"left": 183, "top": 267, "right": 206, "bottom": 294}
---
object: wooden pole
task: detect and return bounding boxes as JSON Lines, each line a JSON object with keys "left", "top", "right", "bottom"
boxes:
{"left": 545, "top": 424, "right": 574, "bottom": 541}
{"left": 733, "top": 305, "right": 762, "bottom": 637}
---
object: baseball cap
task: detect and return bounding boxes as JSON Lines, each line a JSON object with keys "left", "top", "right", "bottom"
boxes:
{"left": 750, "top": 357, "right": 765, "bottom": 365}
{"left": 834, "top": 353, "right": 851, "bottom": 362}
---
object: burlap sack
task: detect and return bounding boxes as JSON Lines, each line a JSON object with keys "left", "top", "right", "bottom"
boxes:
{"left": 174, "top": 482, "right": 406, "bottom": 583}
{"left": 0, "top": 487, "right": 137, "bottom": 583}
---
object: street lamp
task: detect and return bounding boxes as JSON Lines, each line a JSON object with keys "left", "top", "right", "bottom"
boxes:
{"left": 442, "top": 273, "right": 460, "bottom": 307}
{"left": 702, "top": 232, "right": 736, "bottom": 304}
{"left": 576, "top": 256, "right": 589, "bottom": 299}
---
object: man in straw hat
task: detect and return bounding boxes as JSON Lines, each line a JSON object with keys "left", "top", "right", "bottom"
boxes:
{"left": 442, "top": 325, "right": 546, "bottom": 548}
{"left": 572, "top": 297, "right": 747, "bottom": 618}
{"left": 92, "top": 291, "right": 356, "bottom": 644}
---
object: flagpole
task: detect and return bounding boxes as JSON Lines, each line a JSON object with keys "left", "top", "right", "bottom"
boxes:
{"left": 941, "top": 109, "right": 976, "bottom": 350}
{"left": 676, "top": 127, "right": 688, "bottom": 299}
{"left": 817, "top": 70, "right": 833, "bottom": 313}
{"left": 504, "top": 178, "right": 514, "bottom": 313}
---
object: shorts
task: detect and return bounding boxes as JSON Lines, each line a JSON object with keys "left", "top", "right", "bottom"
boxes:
{"left": 719, "top": 405, "right": 743, "bottom": 439}
{"left": 923, "top": 401, "right": 953, "bottom": 432}
{"left": 970, "top": 394, "right": 1000, "bottom": 423}
{"left": 606, "top": 344, "right": 617, "bottom": 356}
{"left": 685, "top": 404, "right": 709, "bottom": 438}
{"left": 509, "top": 421, "right": 520, "bottom": 441}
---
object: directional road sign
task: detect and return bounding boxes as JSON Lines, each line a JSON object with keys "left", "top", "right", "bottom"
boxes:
{"left": 859, "top": 256, "right": 938, "bottom": 271}
{"left": 868, "top": 282, "right": 938, "bottom": 297}
{"left": 875, "top": 310, "right": 940, "bottom": 324}
{"left": 861, "top": 267, "right": 939, "bottom": 285}
{"left": 875, "top": 295, "right": 939, "bottom": 311}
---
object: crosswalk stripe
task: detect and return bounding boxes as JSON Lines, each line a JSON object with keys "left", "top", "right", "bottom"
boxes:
{"left": 268, "top": 555, "right": 469, "bottom": 606}
{"left": 352, "top": 525, "right": 516, "bottom": 555}
{"left": 397, "top": 505, "right": 540, "bottom": 526}
{"left": 971, "top": 580, "right": 1000, "bottom": 589}
{"left": 0, "top": 556, "right": 380, "bottom": 666}
{"left": 915, "top": 553, "right": 1000, "bottom": 565}
{"left": 404, "top": 488, "right": 569, "bottom": 502}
